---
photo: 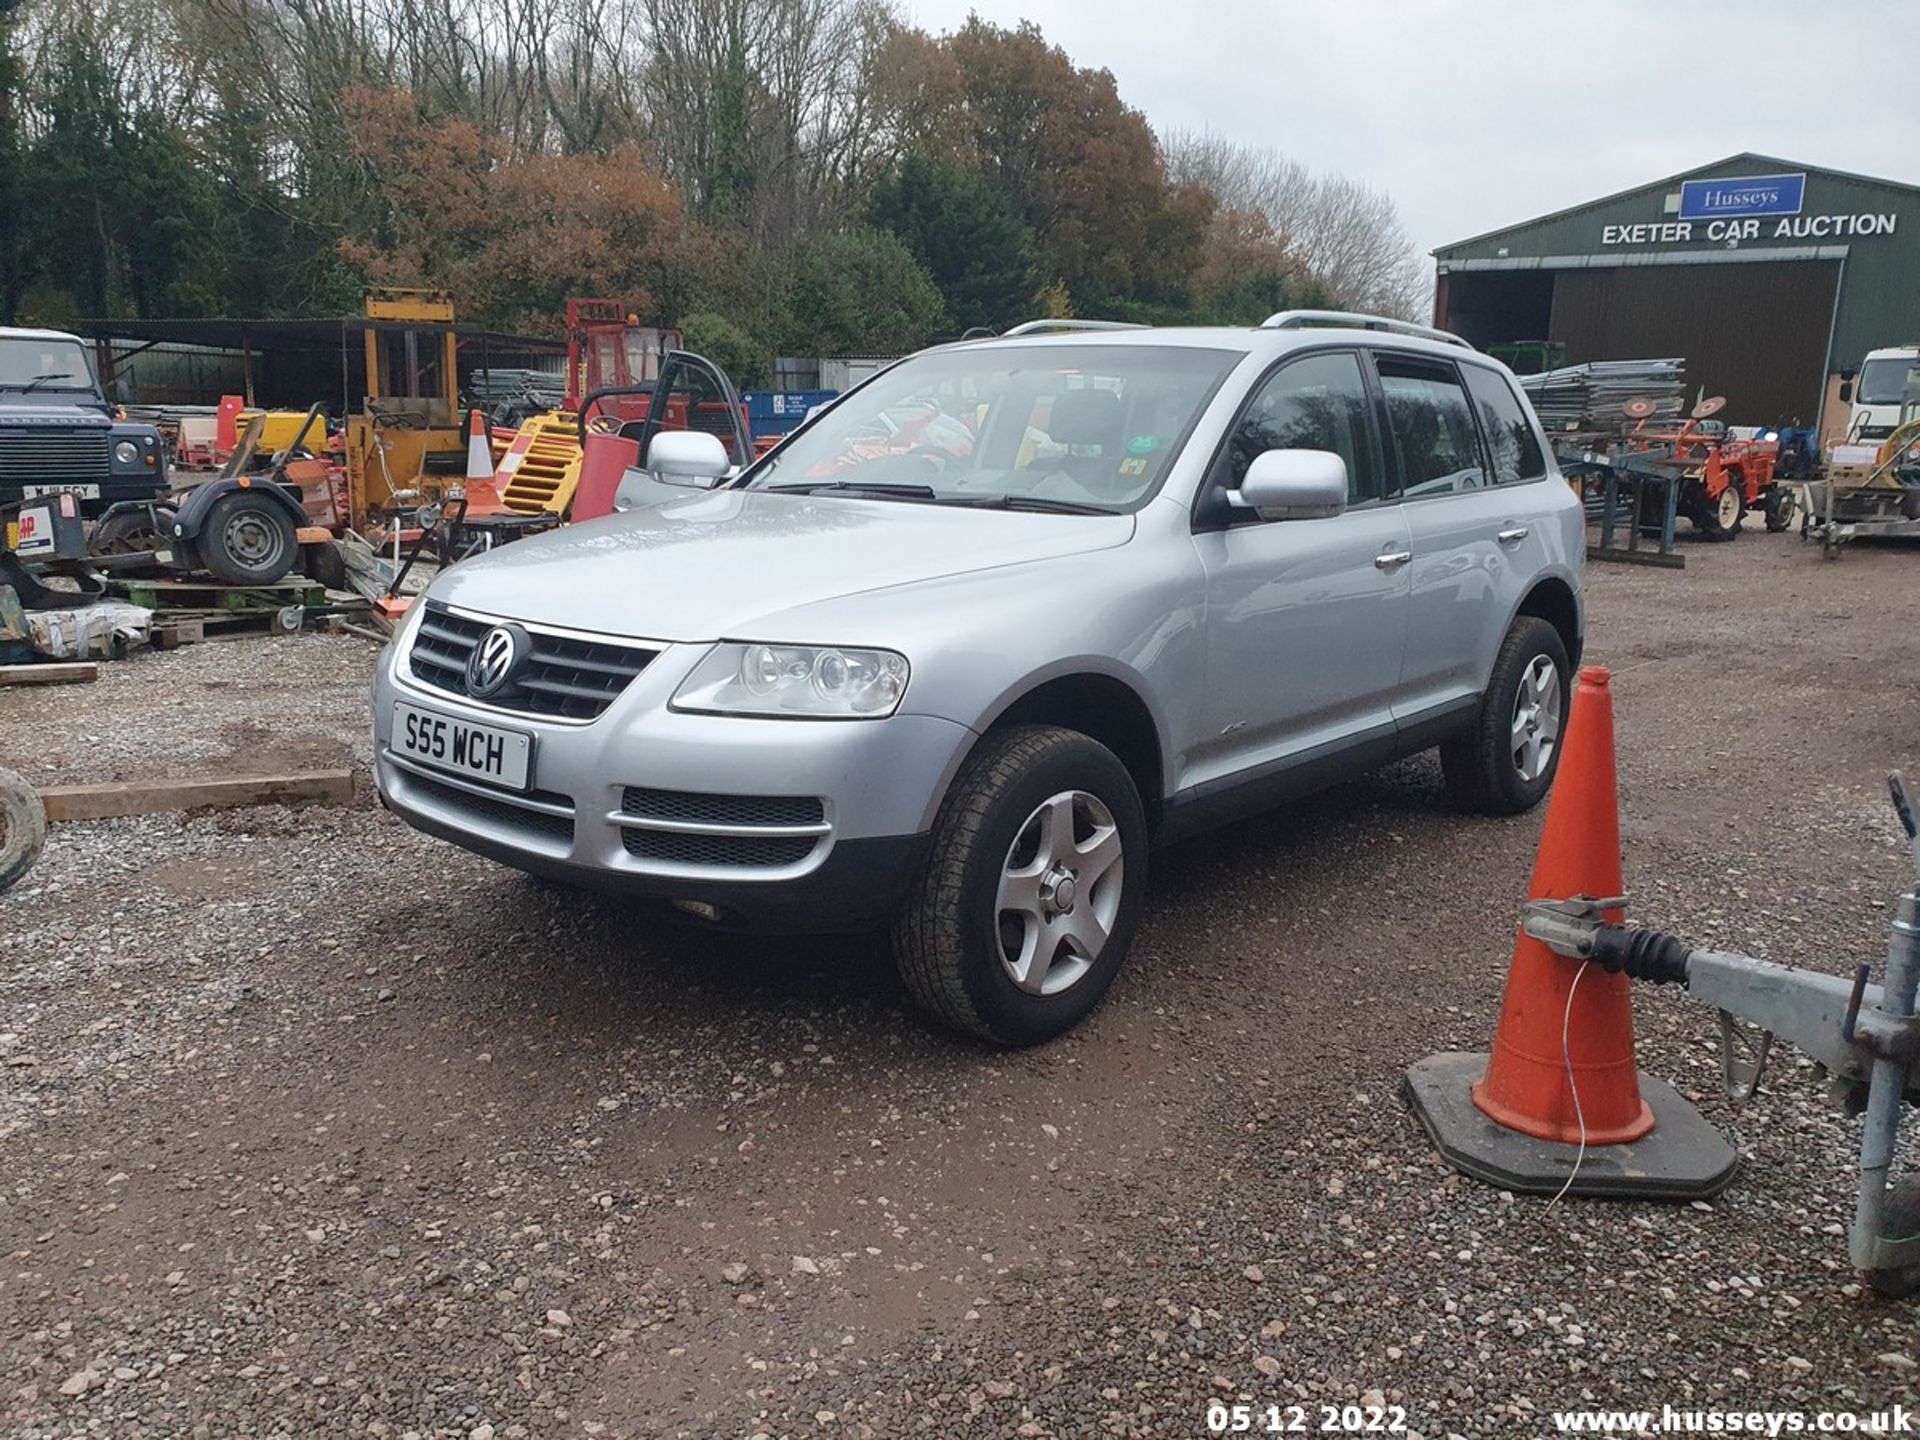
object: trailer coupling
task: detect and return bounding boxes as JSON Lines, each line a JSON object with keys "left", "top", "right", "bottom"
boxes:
{"left": 1517, "top": 775, "right": 1920, "bottom": 1288}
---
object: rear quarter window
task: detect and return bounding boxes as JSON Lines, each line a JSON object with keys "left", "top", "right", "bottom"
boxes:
{"left": 1461, "top": 365, "right": 1548, "bottom": 485}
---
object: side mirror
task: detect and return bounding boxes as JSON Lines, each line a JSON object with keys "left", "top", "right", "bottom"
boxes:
{"left": 1230, "top": 449, "right": 1348, "bottom": 520}
{"left": 1838, "top": 380, "right": 1854, "bottom": 405}
{"left": 646, "top": 429, "right": 732, "bottom": 485}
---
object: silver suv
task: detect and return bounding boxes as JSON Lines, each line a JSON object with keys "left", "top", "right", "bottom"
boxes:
{"left": 373, "top": 312, "right": 1584, "bottom": 1044}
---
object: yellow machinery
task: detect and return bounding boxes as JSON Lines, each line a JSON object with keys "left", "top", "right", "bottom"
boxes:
{"left": 234, "top": 408, "right": 330, "bottom": 458}
{"left": 342, "top": 288, "right": 469, "bottom": 527}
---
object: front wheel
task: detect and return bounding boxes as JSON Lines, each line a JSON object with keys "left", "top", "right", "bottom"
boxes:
{"left": 892, "top": 725, "right": 1147, "bottom": 1046}
{"left": 1763, "top": 487, "right": 1797, "bottom": 533}
{"left": 1440, "top": 616, "right": 1571, "bottom": 816}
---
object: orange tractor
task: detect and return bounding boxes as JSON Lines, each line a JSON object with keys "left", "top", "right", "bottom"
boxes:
{"left": 1624, "top": 395, "right": 1788, "bottom": 540}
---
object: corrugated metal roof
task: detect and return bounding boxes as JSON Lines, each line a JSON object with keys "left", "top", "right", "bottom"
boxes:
{"left": 1435, "top": 152, "right": 1920, "bottom": 257}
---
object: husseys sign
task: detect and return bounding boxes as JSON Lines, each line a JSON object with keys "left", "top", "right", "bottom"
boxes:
{"left": 1599, "top": 172, "right": 1898, "bottom": 247}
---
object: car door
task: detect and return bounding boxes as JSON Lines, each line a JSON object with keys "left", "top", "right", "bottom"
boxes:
{"left": 607, "top": 351, "right": 755, "bottom": 514}
{"left": 1187, "top": 349, "right": 1412, "bottom": 795}
{"left": 1370, "top": 350, "right": 1528, "bottom": 726}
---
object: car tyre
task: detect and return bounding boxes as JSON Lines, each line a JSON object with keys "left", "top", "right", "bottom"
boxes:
{"left": 1440, "top": 616, "right": 1571, "bottom": 816}
{"left": 892, "top": 724, "right": 1147, "bottom": 1046}
{"left": 0, "top": 766, "right": 47, "bottom": 896}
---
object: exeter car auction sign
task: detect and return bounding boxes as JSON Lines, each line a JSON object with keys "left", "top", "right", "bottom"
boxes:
{"left": 1600, "top": 171, "right": 1898, "bottom": 247}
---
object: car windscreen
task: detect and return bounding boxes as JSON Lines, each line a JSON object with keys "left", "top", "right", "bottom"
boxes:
{"left": 742, "top": 344, "right": 1242, "bottom": 513}
{"left": 1857, "top": 356, "right": 1917, "bottom": 406}
{"left": 0, "top": 336, "right": 95, "bottom": 392}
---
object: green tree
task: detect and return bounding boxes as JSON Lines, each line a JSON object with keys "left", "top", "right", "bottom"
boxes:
{"left": 868, "top": 155, "right": 1036, "bottom": 334}
{"left": 0, "top": 0, "right": 23, "bottom": 322}
{"left": 940, "top": 19, "right": 1210, "bottom": 313}
{"left": 782, "top": 226, "right": 943, "bottom": 355}
{"left": 680, "top": 310, "right": 768, "bottom": 388}
{"left": 16, "top": 43, "right": 225, "bottom": 319}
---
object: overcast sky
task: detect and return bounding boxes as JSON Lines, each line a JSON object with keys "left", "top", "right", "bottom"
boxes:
{"left": 901, "top": 0, "right": 1920, "bottom": 257}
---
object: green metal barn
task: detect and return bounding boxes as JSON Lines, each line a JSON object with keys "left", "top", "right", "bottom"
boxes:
{"left": 1433, "top": 154, "right": 1920, "bottom": 434}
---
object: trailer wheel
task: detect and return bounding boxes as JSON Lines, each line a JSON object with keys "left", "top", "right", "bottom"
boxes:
{"left": 1869, "top": 1175, "right": 1920, "bottom": 1297}
{"left": 303, "top": 538, "right": 348, "bottom": 591}
{"left": 1692, "top": 477, "right": 1745, "bottom": 541}
{"left": 199, "top": 491, "right": 297, "bottom": 586}
{"left": 0, "top": 766, "right": 47, "bottom": 896}
{"left": 90, "top": 505, "right": 177, "bottom": 575}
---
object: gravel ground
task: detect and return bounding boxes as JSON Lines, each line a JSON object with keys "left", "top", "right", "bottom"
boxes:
{"left": 3, "top": 528, "right": 1919, "bottom": 1438}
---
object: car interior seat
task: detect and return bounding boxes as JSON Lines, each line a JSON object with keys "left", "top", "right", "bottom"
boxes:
{"left": 1043, "top": 389, "right": 1123, "bottom": 486}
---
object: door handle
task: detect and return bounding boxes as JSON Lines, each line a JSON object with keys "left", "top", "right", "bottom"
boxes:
{"left": 1374, "top": 549, "right": 1413, "bottom": 570}
{"left": 1496, "top": 525, "right": 1530, "bottom": 544}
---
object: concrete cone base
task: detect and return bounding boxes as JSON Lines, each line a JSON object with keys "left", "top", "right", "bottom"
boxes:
{"left": 1404, "top": 1052, "right": 1739, "bottom": 1200}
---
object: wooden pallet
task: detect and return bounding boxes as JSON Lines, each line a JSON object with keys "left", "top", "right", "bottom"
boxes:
{"left": 109, "top": 576, "right": 328, "bottom": 614}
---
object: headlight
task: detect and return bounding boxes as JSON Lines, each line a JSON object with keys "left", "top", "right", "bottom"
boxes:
{"left": 113, "top": 440, "right": 139, "bottom": 464}
{"left": 1762, "top": 431, "right": 1779, "bottom": 442}
{"left": 673, "top": 643, "right": 909, "bottom": 718}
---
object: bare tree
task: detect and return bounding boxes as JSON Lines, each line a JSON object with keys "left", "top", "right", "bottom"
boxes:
{"left": 1166, "top": 129, "right": 1428, "bottom": 320}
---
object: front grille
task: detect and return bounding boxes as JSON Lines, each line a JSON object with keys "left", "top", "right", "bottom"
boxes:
{"left": 0, "top": 429, "right": 110, "bottom": 484}
{"left": 408, "top": 602, "right": 655, "bottom": 721}
{"left": 621, "top": 829, "right": 816, "bottom": 868}
{"left": 405, "top": 770, "right": 576, "bottom": 845}
{"left": 620, "top": 788, "right": 825, "bottom": 828}
{"left": 616, "top": 786, "right": 828, "bottom": 870}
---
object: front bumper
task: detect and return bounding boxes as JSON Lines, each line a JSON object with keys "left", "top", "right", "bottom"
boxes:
{"left": 372, "top": 638, "right": 973, "bottom": 933}
{"left": 0, "top": 475, "right": 168, "bottom": 516}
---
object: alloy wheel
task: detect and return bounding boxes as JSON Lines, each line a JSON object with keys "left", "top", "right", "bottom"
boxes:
{"left": 1511, "top": 656, "right": 1563, "bottom": 783}
{"left": 996, "top": 789, "right": 1125, "bottom": 996}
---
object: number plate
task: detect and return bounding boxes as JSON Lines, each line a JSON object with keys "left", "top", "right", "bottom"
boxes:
{"left": 22, "top": 483, "right": 100, "bottom": 500}
{"left": 393, "top": 702, "right": 532, "bottom": 791}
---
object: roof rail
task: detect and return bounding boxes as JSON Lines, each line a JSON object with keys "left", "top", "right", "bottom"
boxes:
{"left": 1000, "top": 318, "right": 1150, "bottom": 336}
{"left": 1262, "top": 310, "right": 1472, "bottom": 350}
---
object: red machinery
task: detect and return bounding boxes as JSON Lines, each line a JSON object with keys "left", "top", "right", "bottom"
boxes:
{"left": 1625, "top": 396, "right": 1786, "bottom": 539}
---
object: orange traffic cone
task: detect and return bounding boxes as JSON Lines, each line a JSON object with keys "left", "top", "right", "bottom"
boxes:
{"left": 461, "top": 409, "right": 511, "bottom": 516}
{"left": 1402, "top": 664, "right": 1738, "bottom": 1199}
{"left": 1470, "top": 666, "right": 1653, "bottom": 1144}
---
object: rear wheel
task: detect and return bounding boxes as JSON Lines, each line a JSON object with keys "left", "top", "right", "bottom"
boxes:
{"left": 1440, "top": 616, "right": 1570, "bottom": 816}
{"left": 1692, "top": 476, "right": 1745, "bottom": 541}
{"left": 199, "top": 490, "right": 297, "bottom": 586}
{"left": 892, "top": 725, "right": 1146, "bottom": 1046}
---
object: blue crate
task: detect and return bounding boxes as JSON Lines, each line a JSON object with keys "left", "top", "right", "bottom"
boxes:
{"left": 743, "top": 390, "right": 839, "bottom": 436}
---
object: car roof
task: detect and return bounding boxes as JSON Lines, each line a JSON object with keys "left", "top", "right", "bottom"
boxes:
{"left": 0, "top": 327, "right": 86, "bottom": 344}
{"left": 930, "top": 323, "right": 1498, "bottom": 370}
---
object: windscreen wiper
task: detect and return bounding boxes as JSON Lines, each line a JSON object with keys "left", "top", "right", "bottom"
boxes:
{"left": 765, "top": 481, "right": 940, "bottom": 500}
{"left": 953, "top": 493, "right": 1114, "bottom": 515}
{"left": 19, "top": 372, "right": 76, "bottom": 393}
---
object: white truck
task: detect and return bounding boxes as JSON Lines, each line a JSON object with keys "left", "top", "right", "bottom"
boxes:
{"left": 1842, "top": 345, "right": 1920, "bottom": 443}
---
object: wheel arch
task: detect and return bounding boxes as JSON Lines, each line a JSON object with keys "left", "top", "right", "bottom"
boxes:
{"left": 1512, "top": 574, "right": 1582, "bottom": 671}
{"left": 172, "top": 475, "right": 307, "bottom": 541}
{"left": 964, "top": 668, "right": 1169, "bottom": 838}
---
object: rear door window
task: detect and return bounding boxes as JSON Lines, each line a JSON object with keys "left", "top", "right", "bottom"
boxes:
{"left": 1460, "top": 365, "right": 1548, "bottom": 485}
{"left": 1373, "top": 355, "right": 1488, "bottom": 497}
